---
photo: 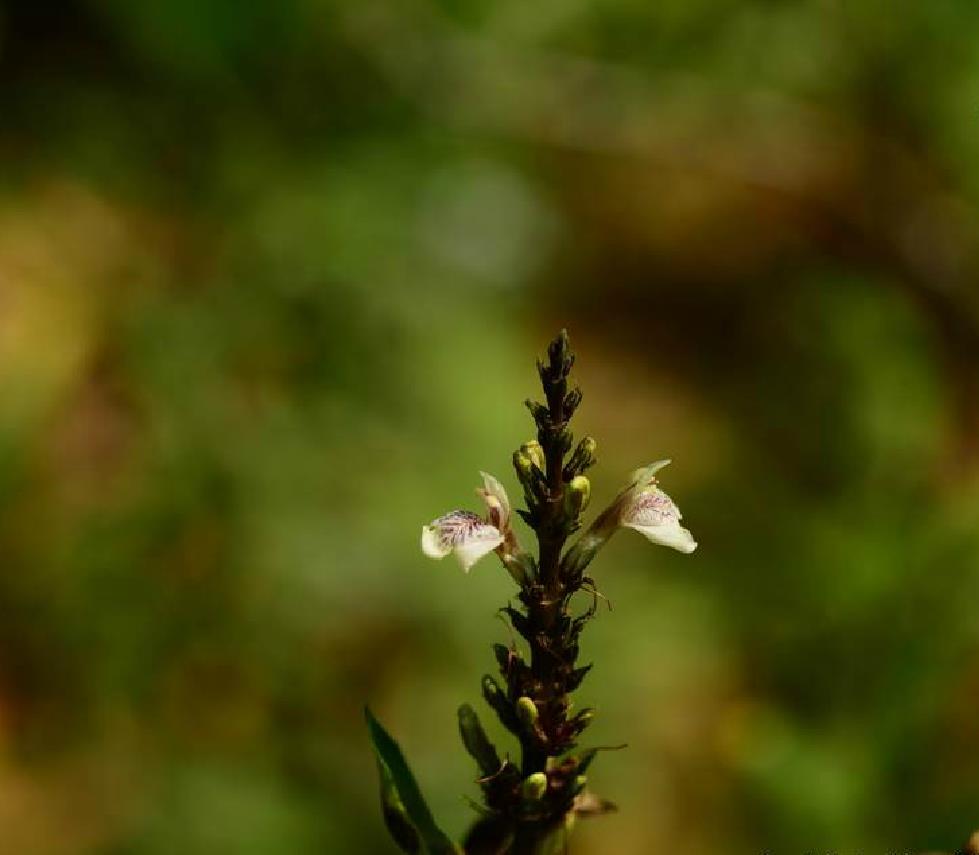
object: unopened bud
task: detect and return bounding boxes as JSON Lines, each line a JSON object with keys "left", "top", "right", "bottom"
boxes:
{"left": 566, "top": 475, "right": 591, "bottom": 516}
{"left": 521, "top": 772, "right": 548, "bottom": 801}
{"left": 572, "top": 775, "right": 588, "bottom": 795}
{"left": 546, "top": 329, "right": 572, "bottom": 379}
{"left": 564, "top": 437, "right": 597, "bottom": 480}
{"left": 520, "top": 440, "right": 545, "bottom": 471}
{"left": 481, "top": 675, "right": 504, "bottom": 704}
{"left": 458, "top": 704, "right": 502, "bottom": 777}
{"left": 513, "top": 449, "right": 534, "bottom": 482}
{"left": 524, "top": 399, "right": 549, "bottom": 425}
{"left": 516, "top": 696, "right": 538, "bottom": 729}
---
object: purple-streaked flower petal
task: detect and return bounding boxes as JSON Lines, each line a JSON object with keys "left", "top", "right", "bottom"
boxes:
{"left": 621, "top": 488, "right": 697, "bottom": 554}
{"left": 421, "top": 510, "right": 504, "bottom": 572}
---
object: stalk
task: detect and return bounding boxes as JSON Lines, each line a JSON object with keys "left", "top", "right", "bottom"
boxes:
{"left": 378, "top": 328, "right": 697, "bottom": 855}
{"left": 467, "top": 331, "right": 604, "bottom": 852}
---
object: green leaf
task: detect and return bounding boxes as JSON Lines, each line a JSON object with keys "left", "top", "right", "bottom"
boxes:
{"left": 457, "top": 704, "right": 502, "bottom": 778}
{"left": 365, "top": 706, "right": 460, "bottom": 855}
{"left": 376, "top": 757, "right": 422, "bottom": 853}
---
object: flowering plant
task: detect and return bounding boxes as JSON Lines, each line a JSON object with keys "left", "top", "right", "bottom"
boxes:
{"left": 366, "top": 331, "right": 696, "bottom": 854}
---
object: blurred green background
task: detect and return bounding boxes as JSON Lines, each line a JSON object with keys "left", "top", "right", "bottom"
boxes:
{"left": 2, "top": 0, "right": 979, "bottom": 852}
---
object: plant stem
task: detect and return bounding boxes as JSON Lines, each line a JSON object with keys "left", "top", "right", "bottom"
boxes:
{"left": 522, "top": 344, "right": 571, "bottom": 777}
{"left": 467, "top": 331, "right": 600, "bottom": 851}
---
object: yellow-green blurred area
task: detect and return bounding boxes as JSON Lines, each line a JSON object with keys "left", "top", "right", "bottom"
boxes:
{"left": 4, "top": 0, "right": 979, "bottom": 852}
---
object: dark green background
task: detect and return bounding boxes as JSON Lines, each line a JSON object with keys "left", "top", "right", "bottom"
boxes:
{"left": 1, "top": 1, "right": 978, "bottom": 852}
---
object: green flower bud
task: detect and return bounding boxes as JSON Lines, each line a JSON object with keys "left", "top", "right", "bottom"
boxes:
{"left": 520, "top": 440, "right": 545, "bottom": 471}
{"left": 566, "top": 475, "right": 591, "bottom": 516}
{"left": 563, "top": 436, "right": 597, "bottom": 480}
{"left": 516, "top": 696, "right": 538, "bottom": 729}
{"left": 572, "top": 775, "right": 588, "bottom": 795}
{"left": 521, "top": 772, "right": 548, "bottom": 801}
{"left": 513, "top": 445, "right": 547, "bottom": 506}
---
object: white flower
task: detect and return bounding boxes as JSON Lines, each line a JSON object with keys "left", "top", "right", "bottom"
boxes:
{"left": 421, "top": 510, "right": 505, "bottom": 572}
{"left": 562, "top": 459, "right": 696, "bottom": 576}
{"left": 619, "top": 460, "right": 697, "bottom": 554}
{"left": 621, "top": 486, "right": 697, "bottom": 553}
{"left": 421, "top": 472, "right": 518, "bottom": 573}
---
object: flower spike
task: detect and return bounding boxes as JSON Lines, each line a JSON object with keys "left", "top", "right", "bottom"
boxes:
{"left": 395, "top": 331, "right": 701, "bottom": 851}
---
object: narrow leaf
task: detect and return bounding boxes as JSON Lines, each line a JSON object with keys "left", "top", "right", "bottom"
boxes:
{"left": 376, "top": 758, "right": 421, "bottom": 853}
{"left": 365, "top": 707, "right": 459, "bottom": 855}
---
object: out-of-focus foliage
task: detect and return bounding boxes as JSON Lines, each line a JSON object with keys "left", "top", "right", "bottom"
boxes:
{"left": 1, "top": 0, "right": 979, "bottom": 852}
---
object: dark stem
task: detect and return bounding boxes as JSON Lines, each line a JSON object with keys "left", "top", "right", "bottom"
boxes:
{"left": 528, "top": 453, "right": 568, "bottom": 751}
{"left": 522, "top": 333, "right": 574, "bottom": 780}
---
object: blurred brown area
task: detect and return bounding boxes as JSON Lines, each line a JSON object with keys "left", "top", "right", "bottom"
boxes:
{"left": 1, "top": 0, "right": 979, "bottom": 852}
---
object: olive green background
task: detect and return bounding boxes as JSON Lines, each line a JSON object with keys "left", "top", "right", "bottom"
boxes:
{"left": 1, "top": 1, "right": 979, "bottom": 852}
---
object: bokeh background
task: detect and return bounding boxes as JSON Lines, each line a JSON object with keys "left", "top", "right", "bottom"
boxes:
{"left": 2, "top": 1, "right": 979, "bottom": 852}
